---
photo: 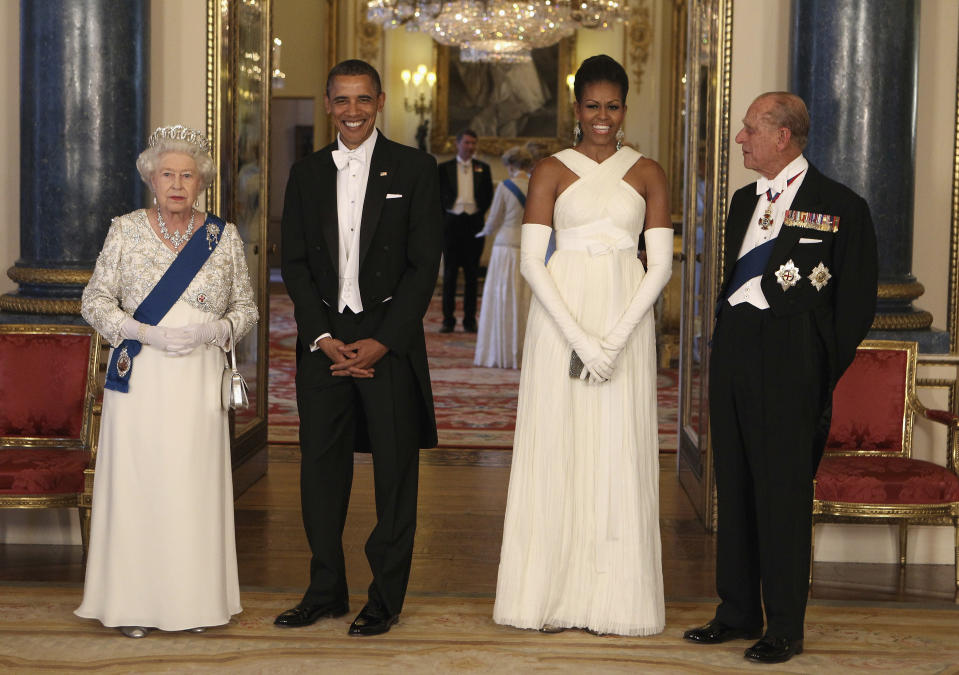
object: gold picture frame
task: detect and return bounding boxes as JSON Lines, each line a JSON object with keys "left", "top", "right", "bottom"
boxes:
{"left": 431, "top": 37, "right": 576, "bottom": 156}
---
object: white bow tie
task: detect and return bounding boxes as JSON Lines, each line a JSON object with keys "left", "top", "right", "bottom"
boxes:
{"left": 332, "top": 146, "right": 366, "bottom": 171}
{"left": 756, "top": 176, "right": 780, "bottom": 196}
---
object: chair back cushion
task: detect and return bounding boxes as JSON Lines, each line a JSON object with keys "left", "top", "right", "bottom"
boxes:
{"left": 0, "top": 331, "right": 93, "bottom": 440}
{"left": 825, "top": 343, "right": 913, "bottom": 456}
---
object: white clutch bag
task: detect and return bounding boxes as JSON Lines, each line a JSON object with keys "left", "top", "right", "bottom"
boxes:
{"left": 221, "top": 321, "right": 249, "bottom": 411}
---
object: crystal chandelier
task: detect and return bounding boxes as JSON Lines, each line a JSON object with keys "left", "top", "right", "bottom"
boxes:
{"left": 367, "top": 1, "right": 630, "bottom": 63}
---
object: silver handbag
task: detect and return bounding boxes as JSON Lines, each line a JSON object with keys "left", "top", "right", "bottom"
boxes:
{"left": 221, "top": 322, "right": 250, "bottom": 411}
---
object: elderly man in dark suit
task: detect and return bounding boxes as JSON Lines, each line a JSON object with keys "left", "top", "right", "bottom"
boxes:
{"left": 437, "top": 129, "right": 493, "bottom": 333}
{"left": 277, "top": 59, "right": 442, "bottom": 636}
{"left": 684, "top": 92, "right": 877, "bottom": 664}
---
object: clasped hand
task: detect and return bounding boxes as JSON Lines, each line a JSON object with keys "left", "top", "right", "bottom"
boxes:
{"left": 319, "top": 337, "right": 387, "bottom": 378}
{"left": 123, "top": 318, "right": 229, "bottom": 357}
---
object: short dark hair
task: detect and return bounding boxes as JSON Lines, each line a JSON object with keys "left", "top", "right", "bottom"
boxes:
{"left": 326, "top": 59, "right": 382, "bottom": 96}
{"left": 456, "top": 129, "right": 478, "bottom": 142}
{"left": 573, "top": 54, "right": 629, "bottom": 102}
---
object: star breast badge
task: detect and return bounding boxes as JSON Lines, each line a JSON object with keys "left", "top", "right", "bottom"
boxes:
{"left": 774, "top": 260, "right": 801, "bottom": 291}
{"left": 808, "top": 262, "right": 832, "bottom": 291}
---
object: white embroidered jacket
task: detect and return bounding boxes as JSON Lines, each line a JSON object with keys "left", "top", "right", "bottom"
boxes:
{"left": 81, "top": 209, "right": 259, "bottom": 347}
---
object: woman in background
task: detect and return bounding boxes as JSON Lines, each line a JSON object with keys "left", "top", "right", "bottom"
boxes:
{"left": 474, "top": 146, "right": 534, "bottom": 369}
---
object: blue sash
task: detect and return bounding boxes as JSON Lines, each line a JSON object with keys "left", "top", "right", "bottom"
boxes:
{"left": 105, "top": 213, "right": 225, "bottom": 393}
{"left": 502, "top": 179, "right": 526, "bottom": 208}
{"left": 718, "top": 237, "right": 776, "bottom": 311}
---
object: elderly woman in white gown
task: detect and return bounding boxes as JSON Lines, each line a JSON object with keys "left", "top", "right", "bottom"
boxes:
{"left": 76, "top": 125, "right": 258, "bottom": 638}
{"left": 474, "top": 146, "right": 534, "bottom": 369}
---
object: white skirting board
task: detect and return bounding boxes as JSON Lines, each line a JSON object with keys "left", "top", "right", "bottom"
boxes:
{"left": 0, "top": 509, "right": 81, "bottom": 546}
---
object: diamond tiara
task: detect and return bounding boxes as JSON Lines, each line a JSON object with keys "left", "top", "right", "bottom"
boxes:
{"left": 148, "top": 125, "right": 211, "bottom": 154}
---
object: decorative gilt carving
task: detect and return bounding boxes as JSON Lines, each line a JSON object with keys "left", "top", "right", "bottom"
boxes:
{"left": 871, "top": 311, "right": 934, "bottom": 331}
{"left": 6, "top": 266, "right": 92, "bottom": 286}
{"left": 626, "top": 0, "right": 653, "bottom": 96}
{"left": 877, "top": 280, "right": 925, "bottom": 300}
{"left": 357, "top": 12, "right": 382, "bottom": 63}
{"left": 0, "top": 295, "right": 82, "bottom": 315}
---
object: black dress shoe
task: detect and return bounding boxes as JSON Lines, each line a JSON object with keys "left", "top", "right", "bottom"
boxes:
{"left": 274, "top": 600, "right": 349, "bottom": 627}
{"left": 439, "top": 324, "right": 454, "bottom": 333}
{"left": 744, "top": 635, "right": 803, "bottom": 663}
{"left": 348, "top": 603, "right": 399, "bottom": 636}
{"left": 463, "top": 321, "right": 478, "bottom": 333}
{"left": 683, "top": 619, "right": 763, "bottom": 644}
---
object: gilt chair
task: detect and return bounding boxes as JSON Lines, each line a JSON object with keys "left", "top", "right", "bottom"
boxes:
{"left": 0, "top": 324, "right": 101, "bottom": 556}
{"left": 812, "top": 340, "right": 959, "bottom": 600}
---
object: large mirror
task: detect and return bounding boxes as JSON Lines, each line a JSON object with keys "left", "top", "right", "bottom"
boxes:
{"left": 677, "top": 0, "right": 733, "bottom": 530}
{"left": 207, "top": 0, "right": 272, "bottom": 490}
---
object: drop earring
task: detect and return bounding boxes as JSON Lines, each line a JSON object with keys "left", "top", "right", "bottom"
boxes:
{"left": 616, "top": 128, "right": 625, "bottom": 151}
{"left": 573, "top": 122, "right": 582, "bottom": 146}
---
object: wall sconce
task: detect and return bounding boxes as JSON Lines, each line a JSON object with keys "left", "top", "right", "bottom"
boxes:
{"left": 400, "top": 63, "right": 436, "bottom": 151}
{"left": 566, "top": 73, "right": 576, "bottom": 104}
{"left": 271, "top": 37, "right": 286, "bottom": 89}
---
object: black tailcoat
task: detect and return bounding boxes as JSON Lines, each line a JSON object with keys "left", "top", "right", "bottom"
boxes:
{"left": 709, "top": 162, "right": 877, "bottom": 640}
{"left": 280, "top": 132, "right": 442, "bottom": 614}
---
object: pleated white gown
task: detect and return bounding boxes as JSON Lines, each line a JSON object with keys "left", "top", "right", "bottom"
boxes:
{"left": 493, "top": 148, "right": 665, "bottom": 636}
{"left": 75, "top": 301, "right": 242, "bottom": 631}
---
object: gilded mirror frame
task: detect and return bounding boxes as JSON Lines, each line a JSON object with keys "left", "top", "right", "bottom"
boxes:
{"left": 949, "top": 33, "right": 959, "bottom": 352}
{"left": 206, "top": 0, "right": 272, "bottom": 472}
{"left": 677, "top": 0, "right": 733, "bottom": 531}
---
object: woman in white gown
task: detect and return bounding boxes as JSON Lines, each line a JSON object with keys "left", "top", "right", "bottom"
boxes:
{"left": 493, "top": 55, "right": 674, "bottom": 636}
{"left": 474, "top": 146, "right": 534, "bottom": 369}
{"left": 77, "top": 125, "right": 257, "bottom": 638}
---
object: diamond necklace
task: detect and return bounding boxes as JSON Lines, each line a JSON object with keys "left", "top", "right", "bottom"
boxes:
{"left": 157, "top": 207, "right": 195, "bottom": 250}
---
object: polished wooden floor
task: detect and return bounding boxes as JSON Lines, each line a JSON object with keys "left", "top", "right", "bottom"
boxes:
{"left": 1, "top": 445, "right": 955, "bottom": 607}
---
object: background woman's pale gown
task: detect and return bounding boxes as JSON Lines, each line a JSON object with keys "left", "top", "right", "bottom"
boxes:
{"left": 493, "top": 148, "right": 665, "bottom": 636}
{"left": 474, "top": 176, "right": 531, "bottom": 369}
{"left": 77, "top": 211, "right": 256, "bottom": 630}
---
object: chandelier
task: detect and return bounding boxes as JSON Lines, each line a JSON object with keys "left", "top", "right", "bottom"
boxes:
{"left": 366, "top": 1, "right": 630, "bottom": 63}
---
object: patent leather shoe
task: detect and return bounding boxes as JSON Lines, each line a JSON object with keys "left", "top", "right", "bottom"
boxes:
{"left": 463, "top": 321, "right": 478, "bottom": 333}
{"left": 274, "top": 600, "right": 349, "bottom": 627}
{"left": 744, "top": 635, "right": 803, "bottom": 663}
{"left": 348, "top": 603, "right": 398, "bottom": 636}
{"left": 683, "top": 619, "right": 763, "bottom": 644}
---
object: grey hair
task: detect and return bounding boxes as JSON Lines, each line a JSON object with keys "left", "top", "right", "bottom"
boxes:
{"left": 758, "top": 92, "right": 810, "bottom": 151}
{"left": 136, "top": 139, "right": 217, "bottom": 192}
{"left": 502, "top": 146, "right": 534, "bottom": 172}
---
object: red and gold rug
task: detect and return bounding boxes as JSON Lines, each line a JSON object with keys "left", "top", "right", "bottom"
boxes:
{"left": 269, "top": 293, "right": 678, "bottom": 451}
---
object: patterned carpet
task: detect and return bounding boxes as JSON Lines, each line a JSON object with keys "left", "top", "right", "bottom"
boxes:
{"left": 269, "top": 292, "right": 679, "bottom": 451}
{"left": 4, "top": 585, "right": 959, "bottom": 673}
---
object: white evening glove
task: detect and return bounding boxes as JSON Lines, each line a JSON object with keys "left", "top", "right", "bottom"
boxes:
{"left": 165, "top": 320, "right": 232, "bottom": 357}
{"left": 119, "top": 317, "right": 182, "bottom": 353}
{"left": 520, "top": 223, "right": 613, "bottom": 382}
{"left": 600, "top": 227, "right": 673, "bottom": 363}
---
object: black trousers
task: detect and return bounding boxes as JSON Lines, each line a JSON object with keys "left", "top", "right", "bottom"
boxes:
{"left": 442, "top": 212, "right": 485, "bottom": 327}
{"left": 709, "top": 302, "right": 829, "bottom": 641}
{"left": 295, "top": 306, "right": 421, "bottom": 616}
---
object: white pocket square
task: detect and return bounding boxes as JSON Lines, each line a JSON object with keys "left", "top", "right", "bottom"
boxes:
{"left": 386, "top": 193, "right": 403, "bottom": 199}
{"left": 798, "top": 237, "right": 822, "bottom": 244}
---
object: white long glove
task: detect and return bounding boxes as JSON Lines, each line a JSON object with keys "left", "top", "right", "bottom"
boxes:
{"left": 120, "top": 317, "right": 182, "bottom": 353}
{"left": 520, "top": 223, "right": 612, "bottom": 382}
{"left": 600, "top": 227, "right": 673, "bottom": 363}
{"left": 164, "top": 320, "right": 232, "bottom": 357}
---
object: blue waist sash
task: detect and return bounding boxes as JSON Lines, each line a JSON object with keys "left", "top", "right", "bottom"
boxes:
{"left": 502, "top": 179, "right": 526, "bottom": 208}
{"left": 717, "top": 237, "right": 776, "bottom": 313}
{"left": 105, "top": 213, "right": 225, "bottom": 393}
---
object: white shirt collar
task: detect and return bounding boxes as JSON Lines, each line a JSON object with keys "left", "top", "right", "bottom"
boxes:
{"left": 457, "top": 155, "right": 473, "bottom": 166}
{"left": 756, "top": 154, "right": 808, "bottom": 195}
{"left": 336, "top": 128, "right": 379, "bottom": 160}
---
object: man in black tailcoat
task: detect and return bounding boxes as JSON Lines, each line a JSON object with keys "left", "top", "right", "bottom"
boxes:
{"left": 437, "top": 129, "right": 493, "bottom": 332}
{"left": 277, "top": 59, "right": 442, "bottom": 636}
{"left": 683, "top": 92, "right": 878, "bottom": 664}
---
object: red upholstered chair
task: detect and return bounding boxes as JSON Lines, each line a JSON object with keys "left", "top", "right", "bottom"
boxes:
{"left": 812, "top": 340, "right": 959, "bottom": 599}
{"left": 0, "top": 324, "right": 101, "bottom": 556}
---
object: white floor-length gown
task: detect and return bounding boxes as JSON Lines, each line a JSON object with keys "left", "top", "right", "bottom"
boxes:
{"left": 493, "top": 148, "right": 665, "bottom": 636}
{"left": 76, "top": 210, "right": 256, "bottom": 631}
{"left": 474, "top": 176, "right": 531, "bottom": 369}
